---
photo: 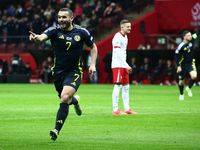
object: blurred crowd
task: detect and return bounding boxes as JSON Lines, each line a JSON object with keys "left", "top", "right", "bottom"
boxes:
{"left": 0, "top": 53, "right": 53, "bottom": 83}
{"left": 0, "top": 0, "right": 142, "bottom": 43}
{"left": 127, "top": 57, "right": 200, "bottom": 86}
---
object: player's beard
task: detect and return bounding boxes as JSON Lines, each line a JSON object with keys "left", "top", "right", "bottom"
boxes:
{"left": 60, "top": 21, "right": 71, "bottom": 30}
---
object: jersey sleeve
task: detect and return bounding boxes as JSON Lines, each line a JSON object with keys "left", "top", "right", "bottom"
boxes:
{"left": 83, "top": 29, "right": 94, "bottom": 47}
{"left": 112, "top": 35, "right": 121, "bottom": 48}
{"left": 43, "top": 25, "right": 57, "bottom": 39}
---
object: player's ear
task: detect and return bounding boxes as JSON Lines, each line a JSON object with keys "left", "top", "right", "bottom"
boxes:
{"left": 71, "top": 16, "right": 74, "bottom": 22}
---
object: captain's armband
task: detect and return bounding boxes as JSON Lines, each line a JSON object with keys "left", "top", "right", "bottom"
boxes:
{"left": 192, "top": 33, "right": 197, "bottom": 39}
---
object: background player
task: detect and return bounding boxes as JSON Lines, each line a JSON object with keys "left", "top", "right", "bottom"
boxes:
{"left": 111, "top": 20, "right": 138, "bottom": 115}
{"left": 175, "top": 29, "right": 200, "bottom": 100}
{"left": 29, "top": 8, "right": 98, "bottom": 141}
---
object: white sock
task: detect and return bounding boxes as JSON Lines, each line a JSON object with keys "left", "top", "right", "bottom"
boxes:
{"left": 122, "top": 84, "right": 130, "bottom": 111}
{"left": 112, "top": 84, "right": 121, "bottom": 111}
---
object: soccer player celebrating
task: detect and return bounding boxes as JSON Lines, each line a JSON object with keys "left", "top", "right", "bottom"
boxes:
{"left": 175, "top": 29, "right": 200, "bottom": 100}
{"left": 111, "top": 20, "right": 138, "bottom": 115}
{"left": 29, "top": 8, "right": 98, "bottom": 141}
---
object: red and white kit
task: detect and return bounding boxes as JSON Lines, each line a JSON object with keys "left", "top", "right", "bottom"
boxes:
{"left": 112, "top": 31, "right": 129, "bottom": 84}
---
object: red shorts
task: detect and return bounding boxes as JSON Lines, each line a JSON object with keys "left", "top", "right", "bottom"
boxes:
{"left": 112, "top": 68, "right": 129, "bottom": 84}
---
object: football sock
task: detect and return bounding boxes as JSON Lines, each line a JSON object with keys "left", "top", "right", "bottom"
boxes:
{"left": 122, "top": 84, "right": 130, "bottom": 111}
{"left": 69, "top": 96, "right": 78, "bottom": 105}
{"left": 188, "top": 79, "right": 195, "bottom": 89}
{"left": 178, "top": 85, "right": 184, "bottom": 95}
{"left": 55, "top": 103, "right": 69, "bottom": 133}
{"left": 112, "top": 84, "right": 121, "bottom": 111}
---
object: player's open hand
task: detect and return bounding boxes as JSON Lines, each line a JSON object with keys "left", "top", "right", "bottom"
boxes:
{"left": 89, "top": 65, "right": 96, "bottom": 78}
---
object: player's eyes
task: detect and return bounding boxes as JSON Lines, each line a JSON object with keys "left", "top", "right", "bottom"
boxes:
{"left": 58, "top": 16, "right": 67, "bottom": 19}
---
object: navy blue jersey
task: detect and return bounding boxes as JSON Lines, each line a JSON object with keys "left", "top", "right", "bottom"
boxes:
{"left": 175, "top": 37, "right": 195, "bottom": 65}
{"left": 44, "top": 24, "right": 94, "bottom": 74}
{"left": 174, "top": 29, "right": 200, "bottom": 66}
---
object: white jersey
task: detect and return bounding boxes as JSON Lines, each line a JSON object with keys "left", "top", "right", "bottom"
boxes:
{"left": 111, "top": 31, "right": 129, "bottom": 68}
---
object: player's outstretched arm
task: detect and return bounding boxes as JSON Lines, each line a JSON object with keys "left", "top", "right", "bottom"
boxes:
{"left": 89, "top": 43, "right": 98, "bottom": 78}
{"left": 192, "top": 28, "right": 200, "bottom": 40}
{"left": 29, "top": 31, "right": 48, "bottom": 44}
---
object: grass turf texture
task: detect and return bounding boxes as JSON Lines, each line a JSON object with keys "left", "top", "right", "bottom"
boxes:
{"left": 0, "top": 84, "right": 200, "bottom": 150}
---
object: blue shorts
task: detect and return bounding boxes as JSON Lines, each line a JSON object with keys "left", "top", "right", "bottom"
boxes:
{"left": 178, "top": 59, "right": 196, "bottom": 80}
{"left": 52, "top": 69, "right": 83, "bottom": 97}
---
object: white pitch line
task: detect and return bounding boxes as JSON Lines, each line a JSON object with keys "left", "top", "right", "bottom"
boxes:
{"left": 0, "top": 112, "right": 199, "bottom": 121}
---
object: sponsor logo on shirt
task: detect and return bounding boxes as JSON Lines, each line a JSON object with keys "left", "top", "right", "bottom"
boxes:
{"left": 59, "top": 35, "right": 64, "bottom": 39}
{"left": 66, "top": 37, "right": 72, "bottom": 40}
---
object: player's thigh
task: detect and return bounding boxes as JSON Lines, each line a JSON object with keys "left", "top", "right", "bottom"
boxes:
{"left": 63, "top": 70, "right": 82, "bottom": 92}
{"left": 112, "top": 68, "right": 122, "bottom": 83}
{"left": 189, "top": 70, "right": 197, "bottom": 79}
{"left": 188, "top": 62, "right": 197, "bottom": 79}
{"left": 52, "top": 74, "right": 63, "bottom": 97}
{"left": 178, "top": 65, "right": 187, "bottom": 80}
{"left": 122, "top": 68, "right": 129, "bottom": 84}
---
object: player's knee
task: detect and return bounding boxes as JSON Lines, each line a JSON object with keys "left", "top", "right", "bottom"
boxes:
{"left": 191, "top": 76, "right": 197, "bottom": 80}
{"left": 115, "top": 83, "right": 121, "bottom": 85}
{"left": 190, "top": 71, "right": 197, "bottom": 80}
{"left": 179, "top": 80, "right": 184, "bottom": 86}
{"left": 123, "top": 84, "right": 129, "bottom": 91}
{"left": 191, "top": 74, "right": 197, "bottom": 80}
{"left": 60, "top": 94, "right": 71, "bottom": 104}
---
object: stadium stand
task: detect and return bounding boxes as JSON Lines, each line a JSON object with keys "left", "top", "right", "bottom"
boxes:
{"left": 0, "top": 43, "right": 7, "bottom": 53}
{"left": 0, "top": 0, "right": 199, "bottom": 84}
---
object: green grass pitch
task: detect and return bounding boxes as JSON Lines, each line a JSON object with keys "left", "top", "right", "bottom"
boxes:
{"left": 0, "top": 84, "right": 200, "bottom": 150}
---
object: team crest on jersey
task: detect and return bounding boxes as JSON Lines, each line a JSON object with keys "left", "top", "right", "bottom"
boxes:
{"left": 189, "top": 43, "right": 192, "bottom": 47}
{"left": 74, "top": 35, "right": 81, "bottom": 41}
{"left": 66, "top": 37, "right": 72, "bottom": 40}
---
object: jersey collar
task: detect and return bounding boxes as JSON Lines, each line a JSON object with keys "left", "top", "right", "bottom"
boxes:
{"left": 119, "top": 31, "right": 125, "bottom": 37}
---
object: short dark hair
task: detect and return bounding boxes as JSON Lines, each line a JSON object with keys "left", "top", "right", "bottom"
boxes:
{"left": 13, "top": 53, "right": 19, "bottom": 58}
{"left": 120, "top": 19, "right": 130, "bottom": 26}
{"left": 59, "top": 8, "right": 73, "bottom": 18}
{"left": 182, "top": 30, "right": 190, "bottom": 37}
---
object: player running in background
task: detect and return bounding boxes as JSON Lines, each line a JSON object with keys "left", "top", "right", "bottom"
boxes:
{"left": 174, "top": 29, "right": 200, "bottom": 100}
{"left": 29, "top": 8, "right": 98, "bottom": 141}
{"left": 111, "top": 20, "right": 138, "bottom": 115}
